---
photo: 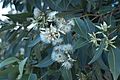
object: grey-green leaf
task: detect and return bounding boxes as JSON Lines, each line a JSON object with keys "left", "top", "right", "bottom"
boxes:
{"left": 88, "top": 39, "right": 105, "bottom": 64}
{"left": 35, "top": 55, "right": 54, "bottom": 68}
{"left": 60, "top": 67, "right": 72, "bottom": 80}
{"left": 73, "top": 18, "right": 88, "bottom": 39}
{"left": 0, "top": 57, "right": 19, "bottom": 68}
{"left": 28, "top": 35, "right": 41, "bottom": 47}
{"left": 28, "top": 73, "right": 37, "bottom": 80}
{"left": 108, "top": 48, "right": 120, "bottom": 80}
{"left": 74, "top": 37, "right": 89, "bottom": 50}
{"left": 17, "top": 57, "right": 28, "bottom": 80}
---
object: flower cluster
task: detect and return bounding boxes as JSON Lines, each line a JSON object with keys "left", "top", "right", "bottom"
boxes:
{"left": 47, "top": 12, "right": 75, "bottom": 69}
{"left": 31, "top": 8, "right": 75, "bottom": 69}
{"left": 51, "top": 44, "right": 75, "bottom": 69}
{"left": 88, "top": 22, "right": 117, "bottom": 51}
{"left": 39, "top": 11, "right": 74, "bottom": 45}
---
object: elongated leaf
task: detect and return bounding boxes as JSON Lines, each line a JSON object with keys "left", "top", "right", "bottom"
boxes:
{"left": 28, "top": 35, "right": 41, "bottom": 47}
{"left": 74, "top": 37, "right": 89, "bottom": 50}
{"left": 108, "top": 48, "right": 120, "bottom": 80}
{"left": 2, "top": 0, "right": 10, "bottom": 8}
{"left": 44, "top": 0, "right": 82, "bottom": 12}
{"left": 84, "top": 18, "right": 96, "bottom": 33}
{"left": 28, "top": 73, "right": 37, "bottom": 80}
{"left": 73, "top": 18, "right": 88, "bottom": 39}
{"left": 60, "top": 67, "right": 72, "bottom": 80}
{"left": 88, "top": 39, "right": 105, "bottom": 64}
{"left": 3, "top": 13, "right": 32, "bottom": 23}
{"left": 99, "top": 6, "right": 114, "bottom": 14}
{"left": 17, "top": 57, "right": 28, "bottom": 79}
{"left": 0, "top": 57, "right": 19, "bottom": 68}
{"left": 0, "top": 24, "right": 16, "bottom": 32}
{"left": 0, "top": 65, "right": 18, "bottom": 79}
{"left": 35, "top": 54, "right": 54, "bottom": 68}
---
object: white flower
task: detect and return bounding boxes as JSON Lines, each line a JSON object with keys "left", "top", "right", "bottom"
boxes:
{"left": 49, "top": 24, "right": 58, "bottom": 33}
{"left": 40, "top": 33, "right": 51, "bottom": 43}
{"left": 96, "top": 21, "right": 110, "bottom": 32}
{"left": 40, "top": 25, "right": 61, "bottom": 44}
{"left": 0, "top": 25, "right": 2, "bottom": 28}
{"left": 63, "top": 25, "right": 72, "bottom": 33}
{"left": 62, "top": 61, "right": 72, "bottom": 69}
{"left": 0, "top": 38, "right": 2, "bottom": 43}
{"left": 47, "top": 11, "right": 58, "bottom": 22}
{"left": 51, "top": 51, "right": 67, "bottom": 62}
{"left": 20, "top": 48, "right": 24, "bottom": 55}
{"left": 68, "top": 19, "right": 75, "bottom": 26}
{"left": 33, "top": 7, "right": 41, "bottom": 18}
{"left": 14, "top": 22, "right": 22, "bottom": 30}
{"left": 53, "top": 45, "right": 63, "bottom": 51}
{"left": 103, "top": 34, "right": 117, "bottom": 51}
{"left": 14, "top": 26, "right": 20, "bottom": 30}
{"left": 52, "top": 38, "right": 63, "bottom": 45}
{"left": 58, "top": 23, "right": 72, "bottom": 34}
{"left": 61, "top": 44, "right": 73, "bottom": 53}
{"left": 48, "top": 11, "right": 58, "bottom": 18}
{"left": 88, "top": 32, "right": 101, "bottom": 46}
{"left": 67, "top": 54, "right": 76, "bottom": 62}
{"left": 56, "top": 18, "right": 73, "bottom": 34}
{"left": 53, "top": 44, "right": 73, "bottom": 54}
{"left": 58, "top": 23, "right": 66, "bottom": 34}
{"left": 27, "top": 22, "right": 38, "bottom": 30}
{"left": 51, "top": 44, "right": 75, "bottom": 69}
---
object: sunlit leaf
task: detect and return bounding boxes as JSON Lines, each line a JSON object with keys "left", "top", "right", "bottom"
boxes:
{"left": 3, "top": 13, "right": 33, "bottom": 23}
{"left": 0, "top": 24, "right": 16, "bottom": 32}
{"left": 28, "top": 35, "right": 41, "bottom": 47}
{"left": 108, "top": 48, "right": 120, "bottom": 80}
{"left": 35, "top": 54, "right": 54, "bottom": 68}
{"left": 17, "top": 57, "right": 28, "bottom": 79}
{"left": 88, "top": 39, "right": 105, "bottom": 64}
{"left": 0, "top": 57, "right": 19, "bottom": 68}
{"left": 73, "top": 18, "right": 88, "bottom": 39}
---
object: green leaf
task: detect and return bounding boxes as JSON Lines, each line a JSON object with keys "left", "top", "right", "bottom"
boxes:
{"left": 73, "top": 18, "right": 88, "bottom": 39}
{"left": 84, "top": 17, "right": 96, "bottom": 33}
{"left": 28, "top": 73, "right": 37, "bottom": 80}
{"left": 74, "top": 37, "right": 89, "bottom": 50}
{"left": 8, "top": 66, "right": 19, "bottom": 80}
{"left": 17, "top": 57, "right": 28, "bottom": 80}
{"left": 26, "top": 0, "right": 34, "bottom": 12}
{"left": 60, "top": 67, "right": 72, "bottom": 80}
{"left": 108, "top": 48, "right": 120, "bottom": 80}
{"left": 2, "top": 0, "right": 10, "bottom": 8}
{"left": 35, "top": 54, "right": 54, "bottom": 68}
{"left": 44, "top": 0, "right": 82, "bottom": 11}
{"left": 0, "top": 57, "right": 19, "bottom": 68}
{"left": 28, "top": 35, "right": 41, "bottom": 47}
{"left": 19, "top": 74, "right": 29, "bottom": 80}
{"left": 88, "top": 39, "right": 105, "bottom": 64}
{"left": 99, "top": 6, "right": 114, "bottom": 14}
{"left": 0, "top": 65, "right": 18, "bottom": 79}
{"left": 0, "top": 24, "right": 16, "bottom": 32}
{"left": 3, "top": 13, "right": 32, "bottom": 23}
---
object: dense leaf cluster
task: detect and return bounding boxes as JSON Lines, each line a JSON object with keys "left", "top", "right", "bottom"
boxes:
{"left": 0, "top": 0, "right": 120, "bottom": 80}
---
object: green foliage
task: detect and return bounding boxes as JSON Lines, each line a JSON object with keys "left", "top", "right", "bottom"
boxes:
{"left": 88, "top": 39, "right": 105, "bottom": 64}
{"left": 0, "top": 57, "right": 19, "bottom": 68}
{"left": 108, "top": 48, "right": 120, "bottom": 80}
{"left": 18, "top": 57, "right": 28, "bottom": 79}
{"left": 0, "top": 0, "right": 120, "bottom": 80}
{"left": 60, "top": 67, "right": 72, "bottom": 80}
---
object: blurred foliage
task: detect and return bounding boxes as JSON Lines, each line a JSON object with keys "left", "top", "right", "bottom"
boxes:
{"left": 0, "top": 0, "right": 120, "bottom": 80}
